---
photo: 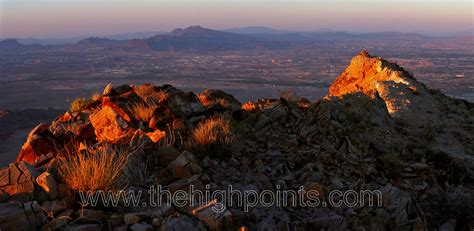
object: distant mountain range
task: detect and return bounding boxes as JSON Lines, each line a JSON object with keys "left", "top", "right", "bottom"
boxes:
{"left": 9, "top": 31, "right": 164, "bottom": 45}
{"left": 0, "top": 39, "right": 42, "bottom": 51}
{"left": 144, "top": 26, "right": 281, "bottom": 51}
{"left": 1, "top": 26, "right": 286, "bottom": 52}
{"left": 1, "top": 26, "right": 471, "bottom": 53}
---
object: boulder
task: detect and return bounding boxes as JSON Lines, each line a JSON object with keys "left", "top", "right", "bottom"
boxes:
{"left": 68, "top": 223, "right": 101, "bottom": 231}
{"left": 16, "top": 124, "right": 59, "bottom": 165}
{"left": 130, "top": 222, "right": 153, "bottom": 231}
{"left": 191, "top": 202, "right": 233, "bottom": 231}
{"left": 43, "top": 216, "right": 70, "bottom": 230}
{"left": 36, "top": 171, "right": 58, "bottom": 200}
{"left": 102, "top": 83, "right": 114, "bottom": 96}
{"left": 124, "top": 212, "right": 141, "bottom": 225}
{"left": 156, "top": 147, "right": 180, "bottom": 167}
{"left": 166, "top": 175, "right": 203, "bottom": 194}
{"left": 41, "top": 200, "right": 68, "bottom": 216}
{"left": 146, "top": 129, "right": 166, "bottom": 143}
{"left": 161, "top": 215, "right": 202, "bottom": 231}
{"left": 0, "top": 201, "right": 46, "bottom": 230}
{"left": 89, "top": 105, "right": 133, "bottom": 143}
{"left": 0, "top": 162, "right": 39, "bottom": 202}
{"left": 168, "top": 91, "right": 204, "bottom": 116}
{"left": 168, "top": 151, "right": 202, "bottom": 179}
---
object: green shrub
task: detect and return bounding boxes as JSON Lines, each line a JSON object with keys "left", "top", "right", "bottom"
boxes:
{"left": 70, "top": 97, "right": 93, "bottom": 112}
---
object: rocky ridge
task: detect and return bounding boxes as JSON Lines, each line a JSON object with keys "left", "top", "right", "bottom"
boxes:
{"left": 0, "top": 51, "right": 473, "bottom": 230}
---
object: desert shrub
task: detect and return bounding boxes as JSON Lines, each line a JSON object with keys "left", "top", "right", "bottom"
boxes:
{"left": 127, "top": 101, "right": 157, "bottom": 122}
{"left": 189, "top": 115, "right": 234, "bottom": 156}
{"left": 134, "top": 85, "right": 168, "bottom": 104}
{"left": 70, "top": 97, "right": 93, "bottom": 112}
{"left": 197, "top": 94, "right": 230, "bottom": 109}
{"left": 197, "top": 93, "right": 212, "bottom": 107}
{"left": 57, "top": 144, "right": 130, "bottom": 192}
{"left": 91, "top": 92, "right": 101, "bottom": 101}
{"left": 148, "top": 90, "right": 168, "bottom": 104}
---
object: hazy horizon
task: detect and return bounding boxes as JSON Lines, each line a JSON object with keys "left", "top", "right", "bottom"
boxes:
{"left": 1, "top": 0, "right": 472, "bottom": 38}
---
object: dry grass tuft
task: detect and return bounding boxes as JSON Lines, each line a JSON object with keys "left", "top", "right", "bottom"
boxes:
{"left": 189, "top": 115, "right": 234, "bottom": 155}
{"left": 148, "top": 90, "right": 168, "bottom": 104}
{"left": 242, "top": 102, "right": 257, "bottom": 111}
{"left": 134, "top": 85, "right": 168, "bottom": 104}
{"left": 197, "top": 93, "right": 212, "bottom": 107}
{"left": 127, "top": 101, "right": 157, "bottom": 122}
{"left": 197, "top": 93, "right": 229, "bottom": 108}
{"left": 57, "top": 144, "right": 130, "bottom": 192}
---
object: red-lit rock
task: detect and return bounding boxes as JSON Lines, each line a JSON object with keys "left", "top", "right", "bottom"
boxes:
{"left": 89, "top": 105, "right": 133, "bottom": 144}
{"left": 16, "top": 124, "right": 59, "bottom": 165}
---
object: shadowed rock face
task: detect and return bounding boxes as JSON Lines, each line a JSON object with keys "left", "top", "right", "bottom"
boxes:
{"left": 1, "top": 51, "right": 473, "bottom": 230}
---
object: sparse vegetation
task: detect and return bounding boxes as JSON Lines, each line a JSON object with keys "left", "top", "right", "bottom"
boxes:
{"left": 57, "top": 144, "right": 130, "bottom": 192}
{"left": 126, "top": 101, "right": 157, "bottom": 122}
{"left": 197, "top": 93, "right": 227, "bottom": 108}
{"left": 70, "top": 97, "right": 94, "bottom": 112}
{"left": 91, "top": 92, "right": 101, "bottom": 101}
{"left": 197, "top": 93, "right": 212, "bottom": 107}
{"left": 148, "top": 90, "right": 168, "bottom": 104}
{"left": 189, "top": 114, "right": 234, "bottom": 156}
{"left": 134, "top": 85, "right": 168, "bottom": 104}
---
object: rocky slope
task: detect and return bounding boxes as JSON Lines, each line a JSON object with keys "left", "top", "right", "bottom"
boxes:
{"left": 1, "top": 52, "right": 473, "bottom": 230}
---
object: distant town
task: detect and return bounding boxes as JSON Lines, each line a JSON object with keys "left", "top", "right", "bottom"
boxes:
{"left": 1, "top": 26, "right": 473, "bottom": 110}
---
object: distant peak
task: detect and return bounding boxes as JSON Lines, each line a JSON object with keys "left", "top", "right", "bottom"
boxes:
{"left": 77, "top": 37, "right": 115, "bottom": 45}
{"left": 186, "top": 25, "right": 206, "bottom": 30}
{"left": 0, "top": 38, "right": 21, "bottom": 45}
{"left": 168, "top": 26, "right": 215, "bottom": 36}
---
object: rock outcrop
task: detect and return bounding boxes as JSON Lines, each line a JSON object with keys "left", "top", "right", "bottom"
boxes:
{"left": 329, "top": 51, "right": 474, "bottom": 160}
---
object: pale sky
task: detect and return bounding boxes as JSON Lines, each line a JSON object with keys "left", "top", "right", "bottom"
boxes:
{"left": 0, "top": 0, "right": 472, "bottom": 38}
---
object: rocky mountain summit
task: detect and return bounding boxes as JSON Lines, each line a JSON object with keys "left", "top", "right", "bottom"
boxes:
{"left": 1, "top": 52, "right": 473, "bottom": 230}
